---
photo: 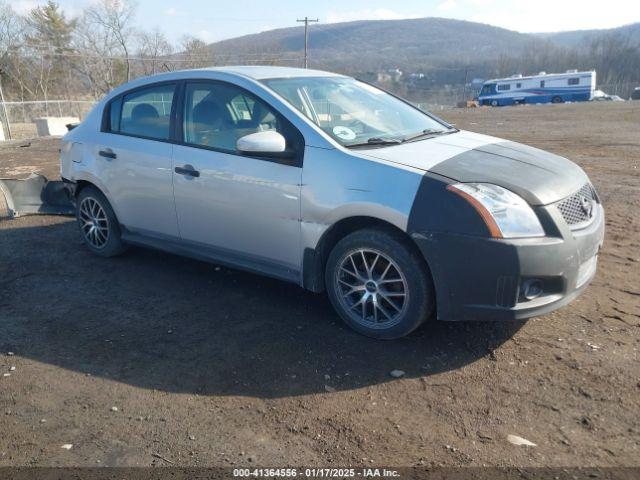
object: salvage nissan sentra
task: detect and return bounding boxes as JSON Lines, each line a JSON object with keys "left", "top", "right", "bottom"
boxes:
{"left": 60, "top": 66, "right": 604, "bottom": 339}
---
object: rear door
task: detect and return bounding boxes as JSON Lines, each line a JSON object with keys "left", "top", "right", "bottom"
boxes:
{"left": 171, "top": 81, "right": 304, "bottom": 280}
{"left": 93, "top": 82, "right": 179, "bottom": 238}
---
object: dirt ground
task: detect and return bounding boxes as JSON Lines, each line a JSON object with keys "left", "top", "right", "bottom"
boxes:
{"left": 0, "top": 101, "right": 638, "bottom": 469}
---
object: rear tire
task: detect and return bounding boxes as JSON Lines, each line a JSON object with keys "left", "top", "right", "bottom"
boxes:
{"left": 76, "top": 186, "right": 127, "bottom": 257}
{"left": 325, "top": 228, "right": 435, "bottom": 340}
{"left": 552, "top": 96, "right": 563, "bottom": 104}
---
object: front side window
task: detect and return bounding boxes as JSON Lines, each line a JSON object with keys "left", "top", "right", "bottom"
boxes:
{"left": 497, "top": 84, "right": 511, "bottom": 91}
{"left": 111, "top": 83, "right": 175, "bottom": 140}
{"left": 183, "top": 82, "right": 285, "bottom": 152}
{"left": 262, "top": 76, "right": 451, "bottom": 146}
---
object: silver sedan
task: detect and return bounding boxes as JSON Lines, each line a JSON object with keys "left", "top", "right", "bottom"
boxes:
{"left": 60, "top": 67, "right": 604, "bottom": 339}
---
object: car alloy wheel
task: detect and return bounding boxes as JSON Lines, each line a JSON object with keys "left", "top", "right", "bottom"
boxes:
{"left": 78, "top": 196, "right": 110, "bottom": 249}
{"left": 334, "top": 248, "right": 409, "bottom": 329}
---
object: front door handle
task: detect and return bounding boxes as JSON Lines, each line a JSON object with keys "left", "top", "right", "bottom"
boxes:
{"left": 99, "top": 149, "right": 116, "bottom": 159}
{"left": 174, "top": 165, "right": 200, "bottom": 177}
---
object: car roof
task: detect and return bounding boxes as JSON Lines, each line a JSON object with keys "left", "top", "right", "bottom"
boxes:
{"left": 194, "top": 66, "right": 344, "bottom": 80}
{"left": 103, "top": 66, "right": 346, "bottom": 101}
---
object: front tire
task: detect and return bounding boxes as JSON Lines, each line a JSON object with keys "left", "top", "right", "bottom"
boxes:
{"left": 325, "top": 228, "right": 435, "bottom": 339}
{"left": 76, "top": 186, "right": 127, "bottom": 257}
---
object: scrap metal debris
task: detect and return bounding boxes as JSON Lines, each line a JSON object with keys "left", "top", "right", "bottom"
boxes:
{"left": 0, "top": 173, "right": 74, "bottom": 218}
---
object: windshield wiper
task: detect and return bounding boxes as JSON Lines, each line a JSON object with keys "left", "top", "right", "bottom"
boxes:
{"left": 402, "top": 128, "right": 456, "bottom": 143}
{"left": 346, "top": 137, "right": 403, "bottom": 148}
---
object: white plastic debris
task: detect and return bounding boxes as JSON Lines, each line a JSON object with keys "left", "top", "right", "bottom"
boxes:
{"left": 390, "top": 370, "right": 405, "bottom": 378}
{"left": 110, "top": 406, "right": 119, "bottom": 412}
{"left": 507, "top": 434, "right": 537, "bottom": 447}
{"left": 61, "top": 444, "right": 73, "bottom": 450}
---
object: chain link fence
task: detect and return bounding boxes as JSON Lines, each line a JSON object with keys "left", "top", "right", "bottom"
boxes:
{"left": 0, "top": 100, "right": 97, "bottom": 140}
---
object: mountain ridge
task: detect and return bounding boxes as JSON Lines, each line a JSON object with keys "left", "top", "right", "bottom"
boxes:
{"left": 205, "top": 17, "right": 639, "bottom": 75}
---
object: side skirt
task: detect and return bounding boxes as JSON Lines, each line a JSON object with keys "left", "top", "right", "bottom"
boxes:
{"left": 120, "top": 229, "right": 301, "bottom": 286}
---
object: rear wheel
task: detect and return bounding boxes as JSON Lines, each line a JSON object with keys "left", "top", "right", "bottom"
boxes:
{"left": 76, "top": 186, "right": 127, "bottom": 257}
{"left": 552, "top": 96, "right": 563, "bottom": 104}
{"left": 325, "top": 228, "right": 434, "bottom": 339}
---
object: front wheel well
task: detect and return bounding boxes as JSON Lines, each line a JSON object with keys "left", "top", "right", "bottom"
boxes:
{"left": 302, "top": 216, "right": 428, "bottom": 293}
{"left": 74, "top": 180, "right": 98, "bottom": 197}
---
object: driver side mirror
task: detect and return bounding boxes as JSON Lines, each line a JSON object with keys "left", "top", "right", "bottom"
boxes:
{"left": 237, "top": 130, "right": 288, "bottom": 156}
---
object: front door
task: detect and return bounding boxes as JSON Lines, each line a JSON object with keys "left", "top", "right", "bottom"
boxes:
{"left": 172, "top": 81, "right": 303, "bottom": 280}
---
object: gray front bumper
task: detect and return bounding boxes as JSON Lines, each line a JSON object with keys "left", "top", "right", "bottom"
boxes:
{"left": 413, "top": 204, "right": 605, "bottom": 321}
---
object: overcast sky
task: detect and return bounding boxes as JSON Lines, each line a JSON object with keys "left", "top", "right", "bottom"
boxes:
{"left": 11, "top": 0, "right": 640, "bottom": 44}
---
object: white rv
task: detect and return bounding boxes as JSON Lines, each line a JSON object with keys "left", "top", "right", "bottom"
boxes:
{"left": 478, "top": 70, "right": 596, "bottom": 106}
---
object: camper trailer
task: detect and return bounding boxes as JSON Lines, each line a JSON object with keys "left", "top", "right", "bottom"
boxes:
{"left": 478, "top": 70, "right": 596, "bottom": 106}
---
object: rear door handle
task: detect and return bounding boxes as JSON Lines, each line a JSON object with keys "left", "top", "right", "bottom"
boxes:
{"left": 99, "top": 149, "right": 117, "bottom": 159}
{"left": 174, "top": 165, "right": 200, "bottom": 178}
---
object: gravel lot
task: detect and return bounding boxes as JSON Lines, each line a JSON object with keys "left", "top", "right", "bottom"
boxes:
{"left": 0, "top": 101, "right": 638, "bottom": 468}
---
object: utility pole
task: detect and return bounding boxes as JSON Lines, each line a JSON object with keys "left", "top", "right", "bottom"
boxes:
{"left": 462, "top": 67, "right": 469, "bottom": 103}
{"left": 0, "top": 70, "right": 12, "bottom": 140}
{"left": 297, "top": 16, "right": 319, "bottom": 69}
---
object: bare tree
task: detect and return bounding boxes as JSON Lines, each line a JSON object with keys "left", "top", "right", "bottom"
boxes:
{"left": 0, "top": 1, "right": 20, "bottom": 55}
{"left": 73, "top": 17, "right": 119, "bottom": 96}
{"left": 73, "top": 0, "right": 137, "bottom": 96}
{"left": 0, "top": 1, "right": 33, "bottom": 99}
{"left": 136, "top": 28, "right": 172, "bottom": 75}
{"left": 178, "top": 35, "right": 211, "bottom": 69}
{"left": 85, "top": 0, "right": 137, "bottom": 82}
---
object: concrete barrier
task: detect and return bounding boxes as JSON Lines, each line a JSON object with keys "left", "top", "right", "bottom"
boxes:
{"left": 33, "top": 117, "right": 79, "bottom": 137}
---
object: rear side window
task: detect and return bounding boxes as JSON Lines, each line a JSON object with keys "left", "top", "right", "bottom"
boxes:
{"left": 568, "top": 77, "right": 580, "bottom": 85}
{"left": 108, "top": 83, "right": 176, "bottom": 140}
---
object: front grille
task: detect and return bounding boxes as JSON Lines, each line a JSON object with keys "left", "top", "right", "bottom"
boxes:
{"left": 556, "top": 183, "right": 598, "bottom": 228}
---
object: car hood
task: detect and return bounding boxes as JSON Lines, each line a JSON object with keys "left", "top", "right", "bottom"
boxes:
{"left": 358, "top": 130, "right": 589, "bottom": 205}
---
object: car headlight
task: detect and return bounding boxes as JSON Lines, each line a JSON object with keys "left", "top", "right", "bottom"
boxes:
{"left": 447, "top": 183, "right": 545, "bottom": 238}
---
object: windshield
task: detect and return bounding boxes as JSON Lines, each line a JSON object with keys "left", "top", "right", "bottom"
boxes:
{"left": 262, "top": 76, "right": 452, "bottom": 147}
{"left": 480, "top": 84, "right": 494, "bottom": 95}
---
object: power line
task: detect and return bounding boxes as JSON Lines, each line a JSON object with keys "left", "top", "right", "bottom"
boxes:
{"left": 296, "top": 17, "right": 319, "bottom": 69}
